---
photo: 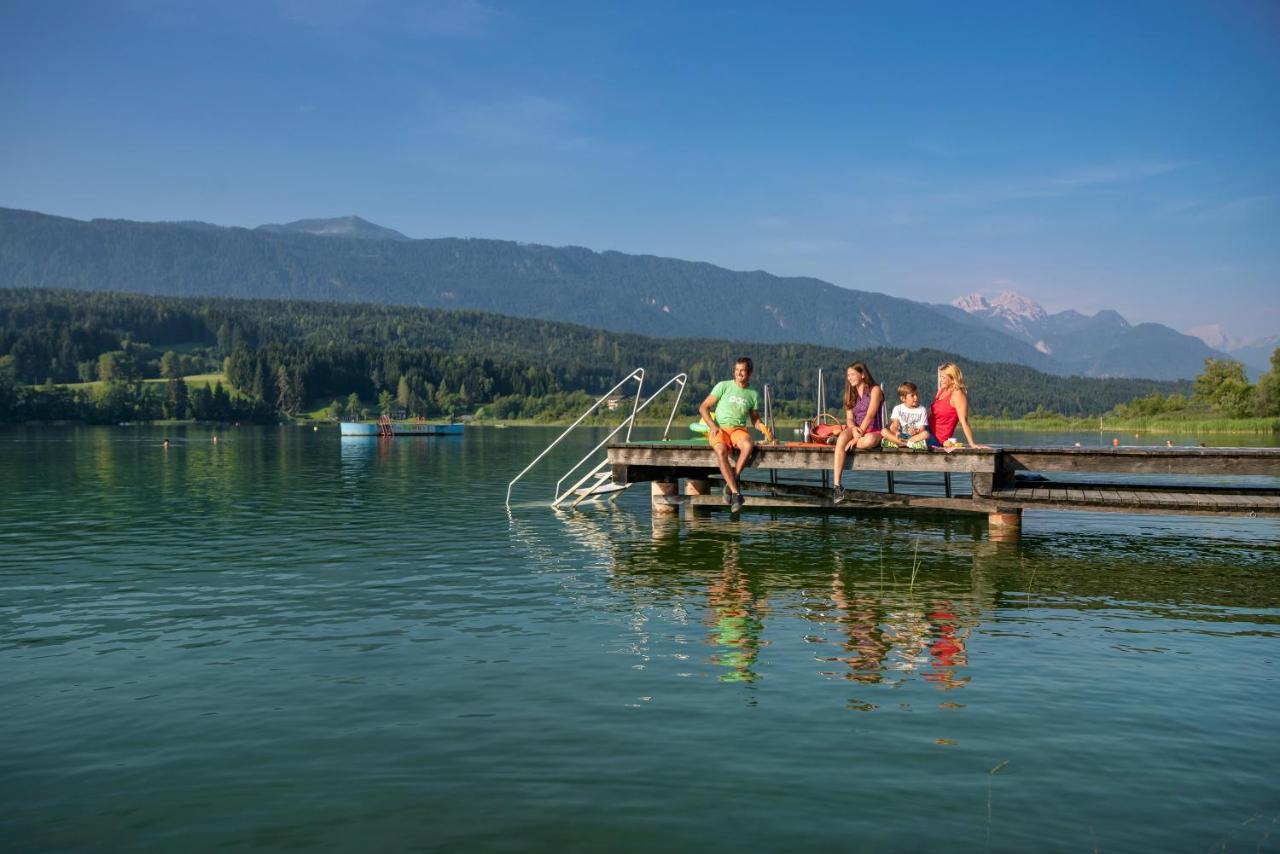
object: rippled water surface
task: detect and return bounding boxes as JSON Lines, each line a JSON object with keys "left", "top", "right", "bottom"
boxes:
{"left": 2, "top": 426, "right": 1278, "bottom": 852}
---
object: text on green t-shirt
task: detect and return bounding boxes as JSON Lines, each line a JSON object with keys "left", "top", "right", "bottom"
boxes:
{"left": 711, "top": 380, "right": 759, "bottom": 428}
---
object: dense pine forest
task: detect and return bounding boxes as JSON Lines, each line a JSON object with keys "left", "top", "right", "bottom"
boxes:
{"left": 0, "top": 288, "right": 1193, "bottom": 425}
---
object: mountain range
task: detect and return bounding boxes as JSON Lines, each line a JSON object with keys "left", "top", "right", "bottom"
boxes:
{"left": 0, "top": 207, "right": 1254, "bottom": 381}
{"left": 941, "top": 291, "right": 1263, "bottom": 379}
{"left": 1186, "top": 323, "right": 1278, "bottom": 378}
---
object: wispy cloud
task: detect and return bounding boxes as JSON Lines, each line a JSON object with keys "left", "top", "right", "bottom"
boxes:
{"left": 405, "top": 92, "right": 629, "bottom": 179}
{"left": 429, "top": 94, "right": 623, "bottom": 159}
{"left": 133, "top": 0, "right": 504, "bottom": 40}
{"left": 402, "top": 1, "right": 501, "bottom": 37}
{"left": 1040, "top": 161, "right": 1187, "bottom": 190}
{"left": 1157, "top": 194, "right": 1276, "bottom": 221}
{"left": 761, "top": 237, "right": 851, "bottom": 256}
{"left": 820, "top": 158, "right": 1192, "bottom": 227}
{"left": 273, "top": 0, "right": 502, "bottom": 35}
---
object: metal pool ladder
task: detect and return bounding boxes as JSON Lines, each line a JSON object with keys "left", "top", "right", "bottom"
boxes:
{"left": 505, "top": 370, "right": 689, "bottom": 509}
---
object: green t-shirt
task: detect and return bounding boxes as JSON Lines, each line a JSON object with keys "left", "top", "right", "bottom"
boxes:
{"left": 710, "top": 380, "right": 760, "bottom": 428}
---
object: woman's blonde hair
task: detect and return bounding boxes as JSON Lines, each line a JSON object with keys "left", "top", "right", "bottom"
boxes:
{"left": 938, "top": 362, "right": 967, "bottom": 391}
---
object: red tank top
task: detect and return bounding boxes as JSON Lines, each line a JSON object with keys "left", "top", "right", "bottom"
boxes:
{"left": 930, "top": 389, "right": 959, "bottom": 442}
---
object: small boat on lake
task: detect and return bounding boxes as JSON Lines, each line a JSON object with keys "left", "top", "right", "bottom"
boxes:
{"left": 340, "top": 415, "right": 464, "bottom": 437}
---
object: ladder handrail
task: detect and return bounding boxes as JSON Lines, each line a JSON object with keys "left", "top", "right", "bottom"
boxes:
{"left": 762, "top": 383, "right": 774, "bottom": 441}
{"left": 659, "top": 371, "right": 688, "bottom": 441}
{"left": 552, "top": 373, "right": 688, "bottom": 506}
{"left": 505, "top": 368, "right": 645, "bottom": 507}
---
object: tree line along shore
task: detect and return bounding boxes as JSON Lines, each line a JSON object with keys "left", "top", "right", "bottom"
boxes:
{"left": 0, "top": 288, "right": 1276, "bottom": 432}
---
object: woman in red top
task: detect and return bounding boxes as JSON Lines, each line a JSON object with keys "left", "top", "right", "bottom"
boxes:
{"left": 930, "top": 362, "right": 987, "bottom": 451}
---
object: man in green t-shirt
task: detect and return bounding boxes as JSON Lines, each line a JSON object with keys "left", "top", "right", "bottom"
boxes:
{"left": 698, "top": 357, "right": 773, "bottom": 510}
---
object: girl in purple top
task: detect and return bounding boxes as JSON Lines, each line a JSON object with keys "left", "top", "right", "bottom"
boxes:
{"left": 832, "top": 361, "right": 883, "bottom": 503}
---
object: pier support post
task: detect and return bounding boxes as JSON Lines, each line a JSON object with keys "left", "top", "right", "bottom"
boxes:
{"left": 652, "top": 480, "right": 680, "bottom": 515}
{"left": 685, "top": 478, "right": 711, "bottom": 518}
{"left": 988, "top": 508, "right": 1022, "bottom": 541}
{"left": 971, "top": 473, "right": 994, "bottom": 498}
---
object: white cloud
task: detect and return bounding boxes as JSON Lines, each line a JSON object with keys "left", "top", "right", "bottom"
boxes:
{"left": 754, "top": 216, "right": 788, "bottom": 231}
{"left": 1041, "top": 161, "right": 1187, "bottom": 189}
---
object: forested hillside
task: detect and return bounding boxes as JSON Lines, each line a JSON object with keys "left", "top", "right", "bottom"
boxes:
{"left": 0, "top": 289, "right": 1189, "bottom": 424}
{"left": 0, "top": 207, "right": 1059, "bottom": 370}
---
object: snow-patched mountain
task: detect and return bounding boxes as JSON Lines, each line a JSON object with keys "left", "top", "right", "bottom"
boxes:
{"left": 950, "top": 290, "right": 1227, "bottom": 380}
{"left": 951, "top": 292, "right": 1053, "bottom": 354}
{"left": 1187, "top": 324, "right": 1278, "bottom": 378}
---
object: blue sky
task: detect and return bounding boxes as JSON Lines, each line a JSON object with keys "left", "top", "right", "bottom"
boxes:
{"left": 2, "top": 0, "right": 1278, "bottom": 339}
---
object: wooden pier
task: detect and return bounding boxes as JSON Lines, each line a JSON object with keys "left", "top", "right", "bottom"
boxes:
{"left": 606, "top": 442, "right": 1280, "bottom": 536}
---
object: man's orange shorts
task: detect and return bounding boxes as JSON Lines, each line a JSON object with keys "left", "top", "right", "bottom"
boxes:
{"left": 710, "top": 426, "right": 751, "bottom": 448}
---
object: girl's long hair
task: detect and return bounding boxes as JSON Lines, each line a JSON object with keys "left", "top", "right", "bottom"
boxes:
{"left": 938, "top": 362, "right": 967, "bottom": 392}
{"left": 843, "top": 361, "right": 876, "bottom": 411}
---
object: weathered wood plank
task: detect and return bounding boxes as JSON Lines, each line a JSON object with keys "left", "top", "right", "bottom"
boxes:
{"left": 984, "top": 489, "right": 1280, "bottom": 515}
{"left": 607, "top": 443, "right": 997, "bottom": 474}
{"left": 610, "top": 443, "right": 1280, "bottom": 478}
{"left": 999, "top": 447, "right": 1280, "bottom": 477}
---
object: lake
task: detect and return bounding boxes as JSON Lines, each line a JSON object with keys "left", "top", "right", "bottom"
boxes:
{"left": 2, "top": 425, "right": 1278, "bottom": 852}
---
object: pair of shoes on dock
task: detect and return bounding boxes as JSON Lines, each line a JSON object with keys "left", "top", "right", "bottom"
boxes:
{"left": 879, "top": 438, "right": 928, "bottom": 451}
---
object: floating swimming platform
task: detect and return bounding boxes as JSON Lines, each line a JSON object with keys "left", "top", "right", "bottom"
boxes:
{"left": 340, "top": 418, "right": 464, "bottom": 437}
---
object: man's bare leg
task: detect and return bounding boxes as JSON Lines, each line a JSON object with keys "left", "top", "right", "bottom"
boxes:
{"left": 727, "top": 435, "right": 753, "bottom": 507}
{"left": 733, "top": 435, "right": 754, "bottom": 483}
{"left": 713, "top": 441, "right": 739, "bottom": 496}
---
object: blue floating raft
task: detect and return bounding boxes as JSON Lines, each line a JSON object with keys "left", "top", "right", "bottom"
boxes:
{"left": 340, "top": 421, "right": 464, "bottom": 437}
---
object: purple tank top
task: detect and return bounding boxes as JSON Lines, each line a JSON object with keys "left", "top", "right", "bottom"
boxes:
{"left": 851, "top": 387, "right": 882, "bottom": 431}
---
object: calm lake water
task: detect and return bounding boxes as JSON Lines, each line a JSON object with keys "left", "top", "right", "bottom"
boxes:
{"left": 2, "top": 425, "right": 1278, "bottom": 852}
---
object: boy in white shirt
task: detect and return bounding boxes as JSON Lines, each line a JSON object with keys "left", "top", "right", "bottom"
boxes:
{"left": 881, "top": 382, "right": 936, "bottom": 450}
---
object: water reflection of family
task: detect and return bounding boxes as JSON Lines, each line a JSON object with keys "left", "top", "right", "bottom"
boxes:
{"left": 705, "top": 540, "right": 769, "bottom": 684}
{"left": 549, "top": 509, "right": 977, "bottom": 696}
{"left": 822, "top": 570, "right": 970, "bottom": 690}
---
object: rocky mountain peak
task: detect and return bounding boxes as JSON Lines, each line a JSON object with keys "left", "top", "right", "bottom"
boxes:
{"left": 987, "top": 290, "right": 1047, "bottom": 323}
{"left": 952, "top": 290, "right": 1047, "bottom": 323}
{"left": 1188, "top": 323, "right": 1229, "bottom": 349}
{"left": 952, "top": 293, "right": 990, "bottom": 313}
{"left": 256, "top": 215, "right": 410, "bottom": 241}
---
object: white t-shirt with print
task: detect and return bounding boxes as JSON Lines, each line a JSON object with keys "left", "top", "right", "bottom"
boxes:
{"left": 890, "top": 403, "right": 929, "bottom": 435}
